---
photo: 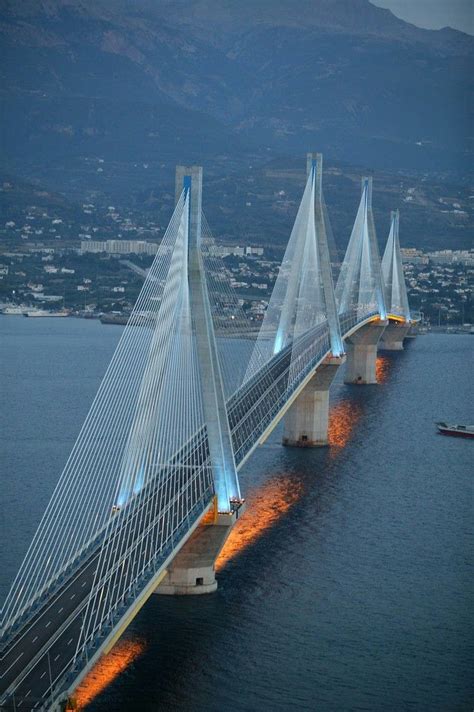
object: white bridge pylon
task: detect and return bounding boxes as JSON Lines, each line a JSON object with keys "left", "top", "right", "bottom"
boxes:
{"left": 335, "top": 176, "right": 387, "bottom": 321}
{"left": 0, "top": 169, "right": 240, "bottom": 643}
{"left": 177, "top": 165, "right": 241, "bottom": 512}
{"left": 382, "top": 209, "right": 411, "bottom": 322}
{"left": 245, "top": 152, "right": 343, "bottom": 382}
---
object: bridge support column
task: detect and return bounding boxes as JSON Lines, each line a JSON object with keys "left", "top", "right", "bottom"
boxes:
{"left": 154, "top": 506, "right": 244, "bottom": 595}
{"left": 282, "top": 355, "right": 345, "bottom": 447}
{"left": 379, "top": 322, "right": 410, "bottom": 350}
{"left": 344, "top": 321, "right": 387, "bottom": 384}
{"left": 175, "top": 166, "right": 241, "bottom": 513}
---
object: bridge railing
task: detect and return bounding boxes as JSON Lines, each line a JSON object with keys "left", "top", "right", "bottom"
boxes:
{"left": 1, "top": 306, "right": 383, "bottom": 649}
{"left": 75, "top": 486, "right": 212, "bottom": 665}
{"left": 0, "top": 455, "right": 214, "bottom": 649}
{"left": 228, "top": 306, "right": 382, "bottom": 467}
{"left": 30, "top": 491, "right": 213, "bottom": 712}
{"left": 228, "top": 321, "right": 331, "bottom": 465}
{"left": 339, "top": 308, "right": 380, "bottom": 336}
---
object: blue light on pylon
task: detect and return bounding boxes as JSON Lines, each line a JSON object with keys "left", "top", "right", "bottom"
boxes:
{"left": 273, "top": 328, "right": 284, "bottom": 355}
{"left": 330, "top": 330, "right": 344, "bottom": 358}
{"left": 133, "top": 463, "right": 145, "bottom": 495}
{"left": 116, "top": 489, "right": 127, "bottom": 508}
{"left": 378, "top": 291, "right": 387, "bottom": 320}
{"left": 183, "top": 175, "right": 192, "bottom": 194}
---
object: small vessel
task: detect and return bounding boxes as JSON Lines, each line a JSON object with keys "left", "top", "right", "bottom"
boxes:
{"left": 436, "top": 422, "right": 474, "bottom": 439}
{"left": 1, "top": 305, "right": 26, "bottom": 315}
{"left": 24, "top": 309, "right": 70, "bottom": 318}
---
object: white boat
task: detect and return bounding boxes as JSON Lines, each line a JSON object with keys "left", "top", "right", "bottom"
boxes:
{"left": 436, "top": 422, "right": 474, "bottom": 439}
{"left": 1, "top": 305, "right": 26, "bottom": 315}
{"left": 24, "top": 309, "right": 70, "bottom": 318}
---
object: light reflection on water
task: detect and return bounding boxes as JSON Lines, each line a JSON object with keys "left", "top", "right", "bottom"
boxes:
{"left": 216, "top": 475, "right": 303, "bottom": 571}
{"left": 376, "top": 354, "right": 390, "bottom": 383}
{"left": 328, "top": 398, "right": 363, "bottom": 448}
{"left": 69, "top": 350, "right": 393, "bottom": 708}
{"left": 76, "top": 393, "right": 367, "bottom": 707}
{"left": 76, "top": 638, "right": 146, "bottom": 709}
{"left": 2, "top": 322, "right": 472, "bottom": 712}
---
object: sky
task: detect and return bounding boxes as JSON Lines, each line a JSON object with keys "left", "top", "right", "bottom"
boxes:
{"left": 371, "top": 0, "right": 474, "bottom": 35}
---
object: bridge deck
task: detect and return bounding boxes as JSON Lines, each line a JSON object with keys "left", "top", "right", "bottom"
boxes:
{"left": 0, "top": 310, "right": 381, "bottom": 710}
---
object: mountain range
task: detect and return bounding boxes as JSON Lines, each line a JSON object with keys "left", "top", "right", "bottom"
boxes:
{"left": 1, "top": 0, "right": 472, "bottom": 189}
{"left": 0, "top": 0, "right": 472, "bottom": 255}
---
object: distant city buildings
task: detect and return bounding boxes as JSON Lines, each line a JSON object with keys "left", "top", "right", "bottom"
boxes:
{"left": 401, "top": 247, "right": 473, "bottom": 267}
{"left": 426, "top": 249, "right": 474, "bottom": 266}
{"left": 80, "top": 240, "right": 159, "bottom": 255}
{"left": 80, "top": 240, "right": 266, "bottom": 259}
{"left": 208, "top": 245, "right": 264, "bottom": 258}
{"left": 400, "top": 248, "right": 429, "bottom": 265}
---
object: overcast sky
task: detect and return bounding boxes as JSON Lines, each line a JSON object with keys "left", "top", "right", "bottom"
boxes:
{"left": 371, "top": 0, "right": 473, "bottom": 35}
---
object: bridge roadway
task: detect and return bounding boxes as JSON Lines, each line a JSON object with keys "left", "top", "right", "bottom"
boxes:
{"left": 0, "top": 310, "right": 380, "bottom": 711}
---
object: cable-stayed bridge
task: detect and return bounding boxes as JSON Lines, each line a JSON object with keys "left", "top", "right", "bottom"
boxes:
{"left": 0, "top": 154, "right": 416, "bottom": 711}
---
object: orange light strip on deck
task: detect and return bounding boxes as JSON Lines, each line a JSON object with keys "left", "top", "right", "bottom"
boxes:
{"left": 387, "top": 313, "right": 407, "bottom": 323}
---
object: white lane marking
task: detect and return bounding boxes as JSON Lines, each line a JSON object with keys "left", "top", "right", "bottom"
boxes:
{"left": 70, "top": 593, "right": 76, "bottom": 600}
{"left": 45, "top": 620, "right": 51, "bottom": 628}
{"left": 54, "top": 654, "right": 60, "bottom": 661}
{"left": 67, "top": 638, "right": 73, "bottom": 645}
{"left": 81, "top": 580, "right": 87, "bottom": 587}
{"left": 17, "top": 700, "right": 23, "bottom": 707}
{"left": 40, "top": 671, "right": 46, "bottom": 679}
{"left": 4, "top": 557, "right": 97, "bottom": 656}
{"left": 32, "top": 635, "right": 38, "bottom": 643}
{"left": 0, "top": 651, "right": 24, "bottom": 678}
{"left": 25, "top": 689, "right": 31, "bottom": 697}
{"left": 58, "top": 607, "right": 64, "bottom": 613}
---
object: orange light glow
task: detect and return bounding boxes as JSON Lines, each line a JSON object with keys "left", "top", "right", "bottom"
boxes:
{"left": 328, "top": 399, "right": 363, "bottom": 448}
{"left": 376, "top": 355, "right": 390, "bottom": 384}
{"left": 75, "top": 637, "right": 146, "bottom": 709}
{"left": 200, "top": 495, "right": 218, "bottom": 525}
{"left": 387, "top": 314, "right": 407, "bottom": 323}
{"left": 216, "top": 476, "right": 302, "bottom": 571}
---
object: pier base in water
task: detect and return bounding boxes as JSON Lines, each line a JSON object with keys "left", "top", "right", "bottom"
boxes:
{"left": 154, "top": 508, "right": 243, "bottom": 595}
{"left": 378, "top": 322, "right": 410, "bottom": 351}
{"left": 344, "top": 321, "right": 387, "bottom": 384}
{"left": 282, "top": 355, "right": 345, "bottom": 447}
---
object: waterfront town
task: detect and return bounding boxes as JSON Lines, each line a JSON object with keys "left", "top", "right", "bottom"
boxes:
{"left": 1, "top": 165, "right": 472, "bottom": 327}
{"left": 0, "top": 230, "right": 472, "bottom": 328}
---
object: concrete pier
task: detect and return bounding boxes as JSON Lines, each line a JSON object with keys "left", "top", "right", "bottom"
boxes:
{"left": 154, "top": 506, "right": 243, "bottom": 595}
{"left": 282, "top": 355, "right": 345, "bottom": 446}
{"left": 379, "top": 322, "right": 410, "bottom": 351}
{"left": 344, "top": 321, "right": 387, "bottom": 384}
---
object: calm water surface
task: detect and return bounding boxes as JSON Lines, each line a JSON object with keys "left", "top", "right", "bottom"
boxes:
{"left": 0, "top": 318, "right": 472, "bottom": 711}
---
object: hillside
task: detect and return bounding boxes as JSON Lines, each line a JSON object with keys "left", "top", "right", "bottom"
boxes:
{"left": 1, "top": 0, "right": 472, "bottom": 184}
{"left": 0, "top": 0, "right": 472, "bottom": 252}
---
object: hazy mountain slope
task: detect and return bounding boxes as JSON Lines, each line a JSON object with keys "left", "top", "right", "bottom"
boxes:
{"left": 0, "top": 0, "right": 472, "bottom": 187}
